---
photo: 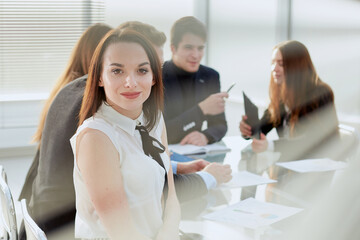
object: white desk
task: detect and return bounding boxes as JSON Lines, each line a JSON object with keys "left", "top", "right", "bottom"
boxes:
{"left": 178, "top": 135, "right": 340, "bottom": 240}
{"left": 179, "top": 136, "right": 269, "bottom": 240}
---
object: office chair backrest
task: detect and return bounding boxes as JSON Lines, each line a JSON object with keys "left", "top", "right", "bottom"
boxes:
{"left": 338, "top": 124, "right": 360, "bottom": 160}
{"left": 20, "top": 199, "right": 47, "bottom": 240}
{"left": 307, "top": 123, "right": 360, "bottom": 161}
{"left": 0, "top": 165, "right": 18, "bottom": 240}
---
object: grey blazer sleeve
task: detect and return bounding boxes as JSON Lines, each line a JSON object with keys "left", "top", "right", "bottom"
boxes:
{"left": 173, "top": 173, "right": 208, "bottom": 203}
{"left": 22, "top": 76, "right": 87, "bottom": 220}
{"left": 18, "top": 150, "right": 40, "bottom": 201}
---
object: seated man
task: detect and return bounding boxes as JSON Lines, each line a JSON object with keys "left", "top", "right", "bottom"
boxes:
{"left": 19, "top": 21, "right": 231, "bottom": 237}
{"left": 163, "top": 16, "right": 228, "bottom": 146}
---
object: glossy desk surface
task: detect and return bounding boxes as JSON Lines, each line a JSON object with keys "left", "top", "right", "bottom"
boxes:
{"left": 178, "top": 135, "right": 348, "bottom": 240}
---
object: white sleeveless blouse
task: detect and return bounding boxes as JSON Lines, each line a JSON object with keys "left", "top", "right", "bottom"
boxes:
{"left": 70, "top": 103, "right": 169, "bottom": 239}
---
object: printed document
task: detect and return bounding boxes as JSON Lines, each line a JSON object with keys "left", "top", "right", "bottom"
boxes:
{"left": 203, "top": 198, "right": 303, "bottom": 229}
{"left": 221, "top": 171, "right": 276, "bottom": 189}
{"left": 276, "top": 158, "right": 348, "bottom": 173}
{"left": 169, "top": 143, "right": 230, "bottom": 155}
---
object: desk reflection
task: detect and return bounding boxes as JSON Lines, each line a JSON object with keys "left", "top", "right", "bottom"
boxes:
{"left": 179, "top": 135, "right": 354, "bottom": 240}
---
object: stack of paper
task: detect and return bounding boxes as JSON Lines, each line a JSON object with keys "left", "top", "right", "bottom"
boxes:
{"left": 203, "top": 198, "right": 303, "bottom": 229}
{"left": 221, "top": 171, "right": 276, "bottom": 189}
{"left": 169, "top": 143, "right": 231, "bottom": 155}
{"left": 276, "top": 158, "right": 348, "bottom": 173}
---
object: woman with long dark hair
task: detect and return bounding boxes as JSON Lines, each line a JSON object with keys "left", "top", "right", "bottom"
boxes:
{"left": 240, "top": 40, "right": 338, "bottom": 157}
{"left": 71, "top": 28, "right": 180, "bottom": 239}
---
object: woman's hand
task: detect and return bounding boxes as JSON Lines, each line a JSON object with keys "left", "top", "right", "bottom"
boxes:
{"left": 239, "top": 115, "right": 252, "bottom": 137}
{"left": 251, "top": 133, "right": 268, "bottom": 153}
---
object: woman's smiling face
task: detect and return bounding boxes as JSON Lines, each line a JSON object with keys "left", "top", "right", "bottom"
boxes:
{"left": 99, "top": 41, "right": 154, "bottom": 119}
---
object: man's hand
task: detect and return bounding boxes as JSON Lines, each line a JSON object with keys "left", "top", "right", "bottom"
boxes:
{"left": 251, "top": 133, "right": 268, "bottom": 153}
{"left": 176, "top": 159, "right": 210, "bottom": 174}
{"left": 180, "top": 131, "right": 208, "bottom": 146}
{"left": 202, "top": 163, "right": 232, "bottom": 185}
{"left": 198, "top": 92, "right": 228, "bottom": 115}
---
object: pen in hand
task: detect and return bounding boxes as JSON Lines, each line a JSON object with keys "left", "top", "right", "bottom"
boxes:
{"left": 226, "top": 82, "right": 236, "bottom": 93}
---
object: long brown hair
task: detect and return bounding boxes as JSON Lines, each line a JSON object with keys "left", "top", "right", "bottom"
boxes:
{"left": 33, "top": 23, "right": 112, "bottom": 144}
{"left": 78, "top": 29, "right": 163, "bottom": 131}
{"left": 268, "top": 40, "right": 334, "bottom": 134}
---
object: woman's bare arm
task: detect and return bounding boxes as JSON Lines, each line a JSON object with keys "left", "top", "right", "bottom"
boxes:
{"left": 76, "top": 129, "right": 151, "bottom": 240}
{"left": 156, "top": 124, "right": 181, "bottom": 240}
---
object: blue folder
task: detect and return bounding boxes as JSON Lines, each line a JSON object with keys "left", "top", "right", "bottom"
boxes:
{"left": 170, "top": 151, "right": 194, "bottom": 162}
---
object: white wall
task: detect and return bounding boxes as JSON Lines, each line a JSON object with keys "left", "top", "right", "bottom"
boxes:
{"left": 292, "top": 0, "right": 360, "bottom": 124}
{"left": 104, "top": 0, "right": 194, "bottom": 63}
{"left": 1, "top": 0, "right": 360, "bottom": 154}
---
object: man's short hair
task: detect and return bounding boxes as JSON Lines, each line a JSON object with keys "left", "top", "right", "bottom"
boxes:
{"left": 117, "top": 21, "right": 166, "bottom": 47}
{"left": 170, "top": 16, "right": 207, "bottom": 48}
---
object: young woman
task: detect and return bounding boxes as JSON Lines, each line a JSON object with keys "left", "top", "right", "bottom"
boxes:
{"left": 71, "top": 29, "right": 180, "bottom": 239}
{"left": 240, "top": 40, "right": 339, "bottom": 157}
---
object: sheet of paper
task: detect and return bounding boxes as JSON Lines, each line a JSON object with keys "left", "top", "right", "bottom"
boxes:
{"left": 276, "top": 158, "right": 348, "bottom": 173}
{"left": 203, "top": 198, "right": 303, "bottom": 229}
{"left": 221, "top": 171, "right": 277, "bottom": 189}
{"left": 205, "top": 143, "right": 231, "bottom": 153}
{"left": 169, "top": 143, "right": 230, "bottom": 155}
{"left": 168, "top": 144, "right": 206, "bottom": 155}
